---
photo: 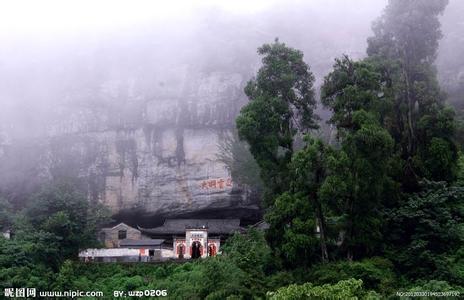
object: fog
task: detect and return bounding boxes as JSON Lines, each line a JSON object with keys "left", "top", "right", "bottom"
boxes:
{"left": 0, "top": 0, "right": 463, "bottom": 216}
{"left": 1, "top": 0, "right": 463, "bottom": 141}
{"left": 0, "top": 0, "right": 389, "bottom": 141}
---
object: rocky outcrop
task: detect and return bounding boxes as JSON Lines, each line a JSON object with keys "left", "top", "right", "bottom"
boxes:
{"left": 73, "top": 72, "right": 254, "bottom": 213}
{"left": 0, "top": 68, "right": 261, "bottom": 223}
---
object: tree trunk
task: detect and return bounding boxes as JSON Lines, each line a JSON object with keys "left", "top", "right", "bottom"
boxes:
{"left": 404, "top": 68, "right": 415, "bottom": 156}
{"left": 315, "top": 204, "right": 329, "bottom": 263}
{"left": 347, "top": 249, "right": 353, "bottom": 261}
{"left": 401, "top": 51, "right": 415, "bottom": 159}
{"left": 313, "top": 163, "right": 329, "bottom": 263}
{"left": 345, "top": 170, "right": 357, "bottom": 261}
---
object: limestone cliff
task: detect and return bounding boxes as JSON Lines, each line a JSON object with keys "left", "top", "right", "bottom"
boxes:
{"left": 49, "top": 70, "right": 258, "bottom": 220}
{"left": 0, "top": 66, "right": 262, "bottom": 224}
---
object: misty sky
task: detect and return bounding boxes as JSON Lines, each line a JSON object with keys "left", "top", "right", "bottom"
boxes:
{"left": 0, "top": 1, "right": 384, "bottom": 37}
{"left": 1, "top": 0, "right": 462, "bottom": 141}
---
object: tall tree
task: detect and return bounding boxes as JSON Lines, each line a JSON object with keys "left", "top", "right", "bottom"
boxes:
{"left": 22, "top": 181, "right": 110, "bottom": 266}
{"left": 290, "top": 137, "right": 333, "bottom": 262}
{"left": 266, "top": 137, "right": 333, "bottom": 265}
{"left": 321, "top": 55, "right": 401, "bottom": 209}
{"left": 321, "top": 55, "right": 390, "bottom": 134}
{"left": 237, "top": 39, "right": 319, "bottom": 206}
{"left": 366, "top": 0, "right": 457, "bottom": 187}
{"left": 320, "top": 111, "right": 394, "bottom": 260}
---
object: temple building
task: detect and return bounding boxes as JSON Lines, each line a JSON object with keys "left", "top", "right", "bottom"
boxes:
{"left": 139, "top": 219, "right": 243, "bottom": 259}
{"left": 79, "top": 219, "right": 245, "bottom": 262}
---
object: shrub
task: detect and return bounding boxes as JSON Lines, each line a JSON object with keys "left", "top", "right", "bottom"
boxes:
{"left": 267, "top": 278, "right": 379, "bottom": 299}
{"left": 306, "top": 257, "right": 397, "bottom": 294}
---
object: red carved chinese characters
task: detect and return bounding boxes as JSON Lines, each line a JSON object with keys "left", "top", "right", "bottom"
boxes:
{"left": 199, "top": 178, "right": 233, "bottom": 190}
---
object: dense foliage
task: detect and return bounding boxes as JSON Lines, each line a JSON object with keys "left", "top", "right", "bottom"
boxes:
{"left": 0, "top": 181, "right": 110, "bottom": 290}
{"left": 387, "top": 182, "right": 464, "bottom": 284}
{"left": 235, "top": 0, "right": 463, "bottom": 297}
{"left": 267, "top": 278, "right": 379, "bottom": 300}
{"left": 236, "top": 39, "right": 319, "bottom": 207}
{"left": 1, "top": 0, "right": 463, "bottom": 298}
{"left": 366, "top": 0, "right": 457, "bottom": 187}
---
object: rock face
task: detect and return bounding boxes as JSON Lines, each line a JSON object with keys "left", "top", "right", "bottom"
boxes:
{"left": 59, "top": 71, "right": 255, "bottom": 217}
{"left": 83, "top": 124, "right": 244, "bottom": 215}
{"left": 0, "top": 67, "right": 260, "bottom": 223}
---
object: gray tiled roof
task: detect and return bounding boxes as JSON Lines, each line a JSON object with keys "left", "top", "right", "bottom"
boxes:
{"left": 119, "top": 239, "right": 165, "bottom": 247}
{"left": 252, "top": 220, "right": 270, "bottom": 230}
{"left": 139, "top": 219, "right": 243, "bottom": 235}
{"left": 101, "top": 223, "right": 140, "bottom": 233}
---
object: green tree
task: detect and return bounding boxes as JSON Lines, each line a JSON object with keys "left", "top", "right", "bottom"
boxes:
{"left": 267, "top": 278, "right": 379, "bottom": 300}
{"left": 306, "top": 257, "right": 397, "bottom": 294}
{"left": 291, "top": 137, "right": 333, "bottom": 262}
{"left": 266, "top": 192, "right": 319, "bottom": 267}
{"left": 236, "top": 39, "right": 319, "bottom": 206}
{"left": 222, "top": 228, "right": 272, "bottom": 276}
{"left": 387, "top": 181, "right": 464, "bottom": 282}
{"left": 220, "top": 229, "right": 273, "bottom": 297}
{"left": 0, "top": 228, "right": 57, "bottom": 289}
{"left": 216, "top": 130, "right": 263, "bottom": 199}
{"left": 320, "top": 111, "right": 394, "bottom": 260}
{"left": 0, "top": 197, "right": 13, "bottom": 230}
{"left": 321, "top": 55, "right": 389, "bottom": 133}
{"left": 366, "top": 0, "right": 457, "bottom": 187}
{"left": 265, "top": 136, "right": 335, "bottom": 266}
{"left": 407, "top": 280, "right": 463, "bottom": 299}
{"left": 23, "top": 181, "right": 110, "bottom": 266}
